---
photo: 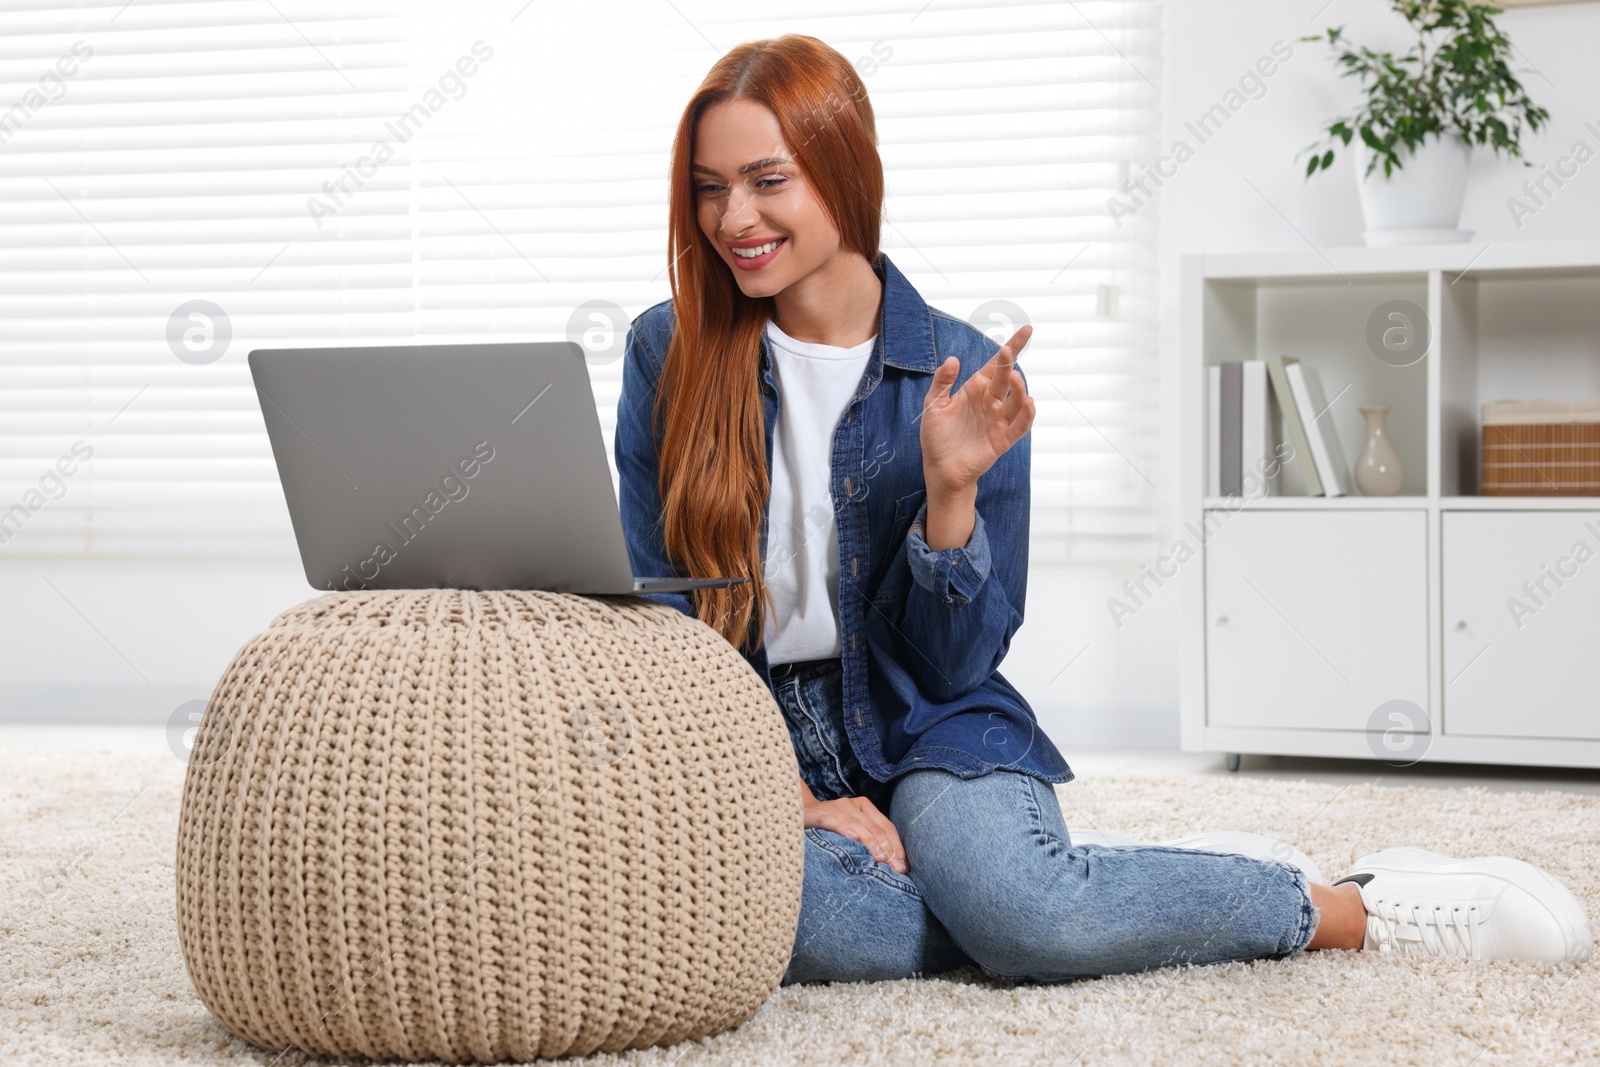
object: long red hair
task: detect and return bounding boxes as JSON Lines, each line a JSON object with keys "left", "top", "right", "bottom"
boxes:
{"left": 656, "top": 35, "right": 883, "bottom": 654}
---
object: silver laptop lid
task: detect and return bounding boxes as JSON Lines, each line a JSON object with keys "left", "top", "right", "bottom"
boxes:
{"left": 247, "top": 340, "right": 738, "bottom": 595}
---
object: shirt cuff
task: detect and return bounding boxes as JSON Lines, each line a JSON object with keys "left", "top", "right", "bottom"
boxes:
{"left": 905, "top": 498, "right": 991, "bottom": 606}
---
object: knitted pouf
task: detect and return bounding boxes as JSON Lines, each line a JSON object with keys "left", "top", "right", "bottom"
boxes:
{"left": 174, "top": 589, "right": 804, "bottom": 1063}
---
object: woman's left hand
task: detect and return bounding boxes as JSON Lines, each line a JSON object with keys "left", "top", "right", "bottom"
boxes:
{"left": 920, "top": 324, "right": 1036, "bottom": 496}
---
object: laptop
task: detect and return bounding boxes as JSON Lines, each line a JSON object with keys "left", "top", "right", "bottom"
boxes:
{"left": 246, "top": 340, "right": 747, "bottom": 596}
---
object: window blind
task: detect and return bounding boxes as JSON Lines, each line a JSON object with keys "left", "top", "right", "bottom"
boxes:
{"left": 0, "top": 0, "right": 1163, "bottom": 563}
{"left": 0, "top": 0, "right": 411, "bottom": 557}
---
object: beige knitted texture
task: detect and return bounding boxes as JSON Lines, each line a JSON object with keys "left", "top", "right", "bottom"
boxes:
{"left": 174, "top": 589, "right": 805, "bottom": 1063}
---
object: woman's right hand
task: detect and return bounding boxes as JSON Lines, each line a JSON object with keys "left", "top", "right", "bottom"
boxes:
{"left": 800, "top": 777, "right": 908, "bottom": 874}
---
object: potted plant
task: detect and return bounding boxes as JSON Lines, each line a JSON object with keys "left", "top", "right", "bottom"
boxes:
{"left": 1301, "top": 0, "right": 1549, "bottom": 246}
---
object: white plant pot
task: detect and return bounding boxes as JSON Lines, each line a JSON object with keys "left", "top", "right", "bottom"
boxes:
{"left": 1354, "top": 133, "right": 1474, "bottom": 247}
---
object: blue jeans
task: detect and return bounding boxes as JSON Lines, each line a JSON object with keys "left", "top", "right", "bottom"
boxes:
{"left": 769, "top": 657, "right": 1319, "bottom": 985}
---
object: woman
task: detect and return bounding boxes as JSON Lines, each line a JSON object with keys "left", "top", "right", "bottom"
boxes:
{"left": 614, "top": 34, "right": 1592, "bottom": 984}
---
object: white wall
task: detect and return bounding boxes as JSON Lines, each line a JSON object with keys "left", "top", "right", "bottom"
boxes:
{"left": 9, "top": 2, "right": 1597, "bottom": 750}
{"left": 1132, "top": 0, "right": 1600, "bottom": 741}
{"left": 0, "top": 562, "right": 307, "bottom": 725}
{"left": 0, "top": 552, "right": 1184, "bottom": 746}
{"left": 1156, "top": 1, "right": 1600, "bottom": 262}
{"left": 1027, "top": 0, "right": 1600, "bottom": 747}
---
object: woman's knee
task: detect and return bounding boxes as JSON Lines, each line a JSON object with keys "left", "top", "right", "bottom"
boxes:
{"left": 918, "top": 880, "right": 1100, "bottom": 982}
{"left": 782, "top": 827, "right": 962, "bottom": 985}
{"left": 886, "top": 769, "right": 1111, "bottom": 981}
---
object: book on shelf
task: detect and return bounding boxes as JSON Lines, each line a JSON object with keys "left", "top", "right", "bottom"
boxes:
{"left": 1264, "top": 355, "right": 1322, "bottom": 496}
{"left": 1284, "top": 360, "right": 1352, "bottom": 497}
{"left": 1208, "top": 360, "right": 1279, "bottom": 499}
{"left": 1241, "top": 361, "right": 1278, "bottom": 497}
{"left": 1219, "top": 361, "right": 1242, "bottom": 496}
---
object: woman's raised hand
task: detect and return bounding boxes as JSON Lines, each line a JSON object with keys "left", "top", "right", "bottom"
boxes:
{"left": 800, "top": 778, "right": 908, "bottom": 874}
{"left": 920, "top": 323, "right": 1036, "bottom": 497}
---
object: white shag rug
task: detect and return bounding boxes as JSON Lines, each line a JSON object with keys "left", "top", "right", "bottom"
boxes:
{"left": 2, "top": 739, "right": 1597, "bottom": 1067}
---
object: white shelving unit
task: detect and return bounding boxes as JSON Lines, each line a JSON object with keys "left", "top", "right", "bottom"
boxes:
{"left": 1180, "top": 240, "right": 1600, "bottom": 771}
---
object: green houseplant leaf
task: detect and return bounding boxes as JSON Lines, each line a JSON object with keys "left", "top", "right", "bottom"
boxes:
{"left": 1300, "top": 0, "right": 1549, "bottom": 180}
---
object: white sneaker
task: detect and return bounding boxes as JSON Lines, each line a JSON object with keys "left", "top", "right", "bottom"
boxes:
{"left": 1334, "top": 847, "right": 1595, "bottom": 963}
{"left": 1070, "top": 827, "right": 1325, "bottom": 886}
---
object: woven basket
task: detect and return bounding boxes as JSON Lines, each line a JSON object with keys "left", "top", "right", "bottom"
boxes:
{"left": 1482, "top": 421, "right": 1600, "bottom": 495}
{"left": 174, "top": 589, "right": 803, "bottom": 1063}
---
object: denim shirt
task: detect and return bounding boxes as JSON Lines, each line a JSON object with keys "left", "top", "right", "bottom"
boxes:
{"left": 613, "top": 251, "right": 1073, "bottom": 789}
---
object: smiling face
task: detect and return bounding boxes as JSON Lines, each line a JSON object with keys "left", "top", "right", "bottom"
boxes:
{"left": 692, "top": 98, "right": 841, "bottom": 299}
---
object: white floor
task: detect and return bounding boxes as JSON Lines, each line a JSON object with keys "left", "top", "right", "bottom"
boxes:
{"left": 8, "top": 723, "right": 1600, "bottom": 796}
{"left": 1064, "top": 744, "right": 1600, "bottom": 795}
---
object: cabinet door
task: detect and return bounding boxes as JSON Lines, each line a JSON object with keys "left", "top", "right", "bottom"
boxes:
{"left": 1443, "top": 511, "right": 1600, "bottom": 740}
{"left": 1205, "top": 510, "right": 1428, "bottom": 731}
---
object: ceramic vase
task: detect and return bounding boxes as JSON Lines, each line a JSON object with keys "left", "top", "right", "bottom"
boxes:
{"left": 1355, "top": 405, "right": 1405, "bottom": 496}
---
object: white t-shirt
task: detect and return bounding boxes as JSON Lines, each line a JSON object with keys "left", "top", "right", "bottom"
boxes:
{"left": 761, "top": 317, "right": 876, "bottom": 665}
